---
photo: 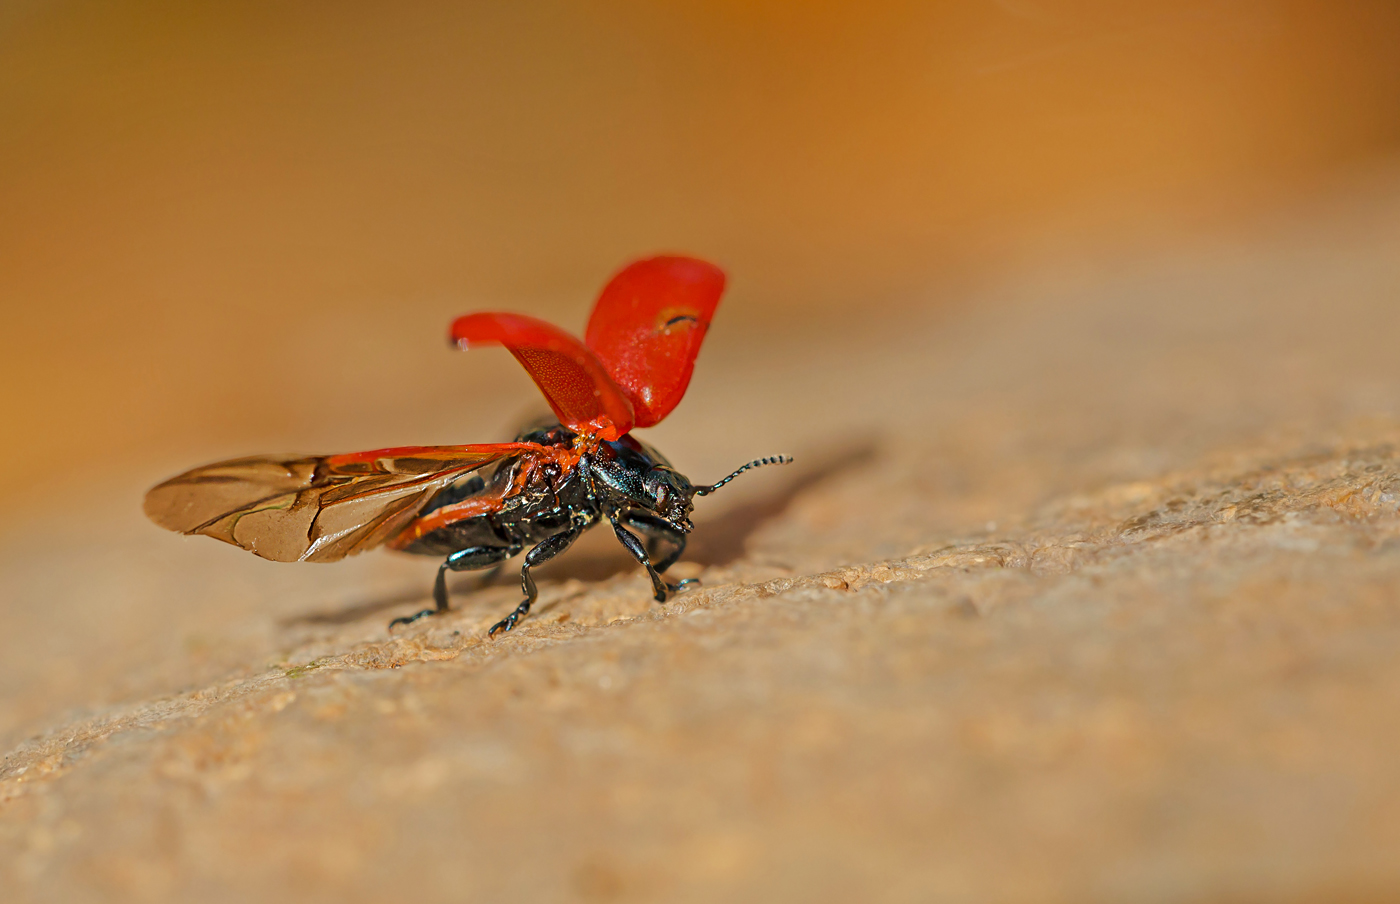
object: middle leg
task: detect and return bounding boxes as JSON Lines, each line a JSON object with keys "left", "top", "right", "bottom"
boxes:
{"left": 488, "top": 526, "right": 581, "bottom": 637}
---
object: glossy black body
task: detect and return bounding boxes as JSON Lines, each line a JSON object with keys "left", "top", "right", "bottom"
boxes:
{"left": 391, "top": 422, "right": 699, "bottom": 636}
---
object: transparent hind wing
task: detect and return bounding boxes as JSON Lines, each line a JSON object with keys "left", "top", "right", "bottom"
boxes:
{"left": 143, "top": 443, "right": 536, "bottom": 563}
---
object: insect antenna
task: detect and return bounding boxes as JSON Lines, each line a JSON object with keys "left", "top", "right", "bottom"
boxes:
{"left": 693, "top": 456, "right": 794, "bottom": 496}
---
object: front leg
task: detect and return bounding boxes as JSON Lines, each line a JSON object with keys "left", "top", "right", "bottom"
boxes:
{"left": 622, "top": 511, "right": 687, "bottom": 574}
{"left": 608, "top": 511, "right": 689, "bottom": 602}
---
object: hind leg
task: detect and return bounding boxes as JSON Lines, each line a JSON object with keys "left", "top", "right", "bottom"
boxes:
{"left": 389, "top": 545, "right": 512, "bottom": 630}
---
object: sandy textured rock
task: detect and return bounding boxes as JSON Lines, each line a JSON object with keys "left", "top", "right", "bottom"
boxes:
{"left": 5, "top": 178, "right": 1400, "bottom": 903}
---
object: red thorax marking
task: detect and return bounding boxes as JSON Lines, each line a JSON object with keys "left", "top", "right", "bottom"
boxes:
{"left": 388, "top": 442, "right": 590, "bottom": 548}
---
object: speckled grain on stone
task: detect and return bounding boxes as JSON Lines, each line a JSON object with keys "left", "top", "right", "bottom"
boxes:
{"left": 5, "top": 179, "right": 1400, "bottom": 902}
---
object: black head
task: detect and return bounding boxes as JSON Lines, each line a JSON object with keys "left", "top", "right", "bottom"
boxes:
{"left": 641, "top": 465, "right": 698, "bottom": 532}
{"left": 590, "top": 439, "right": 792, "bottom": 534}
{"left": 590, "top": 438, "right": 699, "bottom": 532}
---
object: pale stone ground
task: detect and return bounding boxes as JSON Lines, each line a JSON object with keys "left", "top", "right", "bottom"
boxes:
{"left": 3, "top": 174, "right": 1400, "bottom": 902}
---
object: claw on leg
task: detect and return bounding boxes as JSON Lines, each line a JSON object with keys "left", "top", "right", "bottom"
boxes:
{"left": 388, "top": 608, "right": 436, "bottom": 630}
{"left": 652, "top": 576, "right": 700, "bottom": 602}
{"left": 487, "top": 601, "right": 531, "bottom": 638}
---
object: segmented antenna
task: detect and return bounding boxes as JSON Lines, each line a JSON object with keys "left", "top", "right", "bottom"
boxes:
{"left": 693, "top": 455, "right": 794, "bottom": 496}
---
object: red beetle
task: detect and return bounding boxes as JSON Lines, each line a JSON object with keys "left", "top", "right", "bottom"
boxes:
{"left": 144, "top": 256, "right": 791, "bottom": 636}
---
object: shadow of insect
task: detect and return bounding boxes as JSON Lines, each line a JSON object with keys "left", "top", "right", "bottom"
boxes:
{"left": 284, "top": 569, "right": 504, "bottom": 627}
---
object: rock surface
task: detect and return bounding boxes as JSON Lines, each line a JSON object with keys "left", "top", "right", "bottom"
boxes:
{"left": 4, "top": 176, "right": 1400, "bottom": 902}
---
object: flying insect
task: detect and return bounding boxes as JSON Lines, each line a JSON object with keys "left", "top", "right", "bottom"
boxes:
{"left": 144, "top": 256, "right": 791, "bottom": 636}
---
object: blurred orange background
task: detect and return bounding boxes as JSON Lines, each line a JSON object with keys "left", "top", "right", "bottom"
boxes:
{"left": 3, "top": 0, "right": 1400, "bottom": 512}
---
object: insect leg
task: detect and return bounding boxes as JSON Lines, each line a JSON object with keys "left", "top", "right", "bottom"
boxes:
{"left": 608, "top": 511, "right": 692, "bottom": 602}
{"left": 389, "top": 545, "right": 512, "bottom": 629}
{"left": 621, "top": 511, "right": 692, "bottom": 576}
{"left": 488, "top": 527, "right": 580, "bottom": 637}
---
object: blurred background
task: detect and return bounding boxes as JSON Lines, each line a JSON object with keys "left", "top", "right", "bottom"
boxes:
{"left": 3, "top": 0, "right": 1400, "bottom": 509}
{"left": 9, "top": 5, "right": 1400, "bottom": 897}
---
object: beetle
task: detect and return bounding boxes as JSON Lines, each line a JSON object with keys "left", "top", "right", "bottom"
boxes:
{"left": 143, "top": 255, "right": 791, "bottom": 636}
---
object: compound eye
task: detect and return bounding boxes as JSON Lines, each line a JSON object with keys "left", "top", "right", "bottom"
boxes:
{"left": 654, "top": 483, "right": 671, "bottom": 508}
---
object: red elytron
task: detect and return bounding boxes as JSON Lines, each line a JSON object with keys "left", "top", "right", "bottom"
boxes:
{"left": 145, "top": 256, "right": 791, "bottom": 636}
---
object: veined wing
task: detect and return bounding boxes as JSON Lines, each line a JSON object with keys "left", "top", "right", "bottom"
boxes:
{"left": 143, "top": 443, "right": 537, "bottom": 563}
